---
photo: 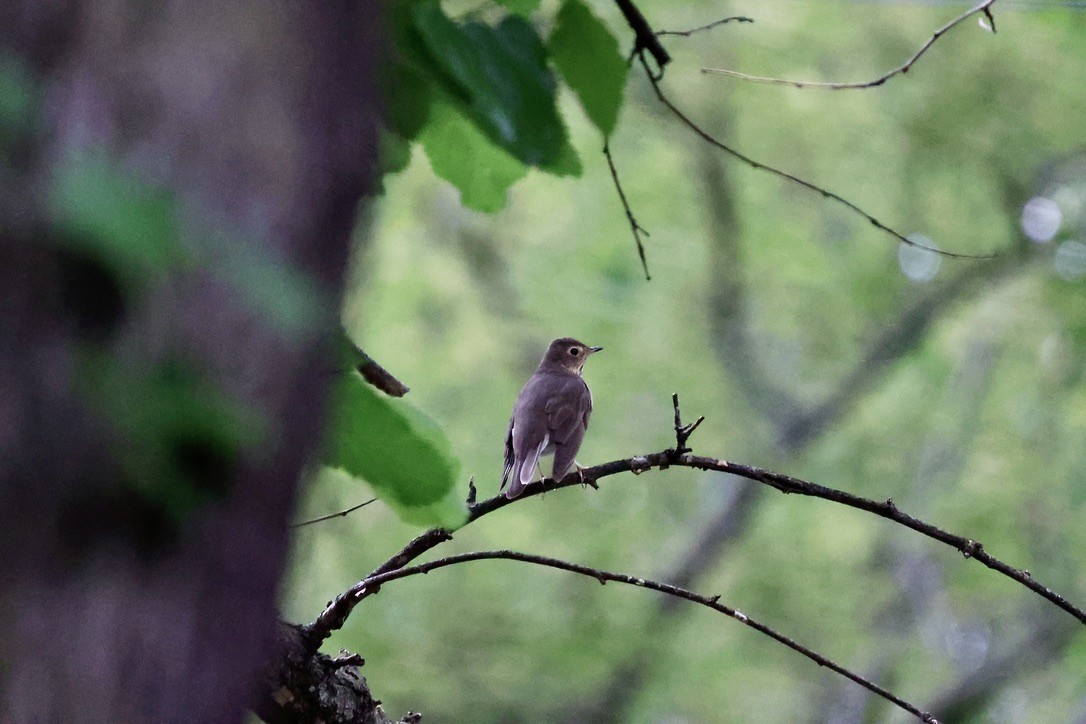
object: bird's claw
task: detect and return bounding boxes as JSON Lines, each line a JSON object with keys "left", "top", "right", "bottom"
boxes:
{"left": 575, "top": 463, "right": 598, "bottom": 490}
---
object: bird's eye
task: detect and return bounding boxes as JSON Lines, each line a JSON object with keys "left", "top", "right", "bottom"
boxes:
{"left": 569, "top": 347, "right": 580, "bottom": 356}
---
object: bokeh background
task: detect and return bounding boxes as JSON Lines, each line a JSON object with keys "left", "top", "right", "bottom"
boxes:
{"left": 283, "top": 1, "right": 1086, "bottom": 721}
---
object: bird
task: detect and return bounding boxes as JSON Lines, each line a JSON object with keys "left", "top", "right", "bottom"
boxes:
{"left": 501, "top": 337, "right": 602, "bottom": 499}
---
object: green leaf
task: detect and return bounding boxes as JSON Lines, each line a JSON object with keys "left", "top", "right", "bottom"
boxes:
{"left": 411, "top": 2, "right": 567, "bottom": 166}
{"left": 381, "top": 130, "right": 412, "bottom": 175}
{"left": 324, "top": 372, "right": 466, "bottom": 528}
{"left": 539, "top": 132, "right": 583, "bottom": 177}
{"left": 494, "top": 0, "right": 541, "bottom": 16}
{"left": 383, "top": 60, "right": 432, "bottom": 142}
{"left": 420, "top": 101, "right": 528, "bottom": 212}
{"left": 335, "top": 329, "right": 368, "bottom": 370}
{"left": 548, "top": 0, "right": 628, "bottom": 137}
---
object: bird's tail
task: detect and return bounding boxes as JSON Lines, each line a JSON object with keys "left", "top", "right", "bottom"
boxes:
{"left": 504, "top": 477, "right": 527, "bottom": 499}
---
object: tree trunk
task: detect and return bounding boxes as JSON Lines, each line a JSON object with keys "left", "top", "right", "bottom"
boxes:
{"left": 0, "top": 2, "right": 381, "bottom": 720}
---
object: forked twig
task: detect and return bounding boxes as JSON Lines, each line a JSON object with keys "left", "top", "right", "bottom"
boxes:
{"left": 656, "top": 16, "right": 754, "bottom": 39}
{"left": 637, "top": 52, "right": 995, "bottom": 260}
{"left": 702, "top": 0, "right": 997, "bottom": 90}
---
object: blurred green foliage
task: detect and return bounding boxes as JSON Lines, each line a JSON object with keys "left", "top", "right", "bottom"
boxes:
{"left": 0, "top": 53, "right": 35, "bottom": 155}
{"left": 285, "top": 1, "right": 1086, "bottom": 722}
{"left": 80, "top": 353, "right": 264, "bottom": 522}
{"left": 50, "top": 152, "right": 188, "bottom": 285}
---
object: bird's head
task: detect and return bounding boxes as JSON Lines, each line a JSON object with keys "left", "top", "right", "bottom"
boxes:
{"left": 540, "top": 337, "right": 603, "bottom": 374}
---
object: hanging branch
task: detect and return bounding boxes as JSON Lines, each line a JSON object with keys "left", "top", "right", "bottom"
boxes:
{"left": 702, "top": 0, "right": 998, "bottom": 90}
{"left": 306, "top": 396, "right": 1086, "bottom": 646}
{"left": 349, "top": 549, "right": 941, "bottom": 724}
{"left": 603, "top": 142, "right": 652, "bottom": 280}
{"left": 635, "top": 52, "right": 994, "bottom": 260}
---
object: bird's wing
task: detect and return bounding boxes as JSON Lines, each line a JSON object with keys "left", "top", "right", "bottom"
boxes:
{"left": 548, "top": 377, "right": 593, "bottom": 480}
{"left": 544, "top": 377, "right": 591, "bottom": 444}
{"left": 505, "top": 374, "right": 554, "bottom": 497}
{"left": 582, "top": 377, "right": 593, "bottom": 427}
{"left": 500, "top": 414, "right": 515, "bottom": 491}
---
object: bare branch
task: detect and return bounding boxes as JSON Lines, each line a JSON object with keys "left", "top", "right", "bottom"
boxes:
{"left": 702, "top": 0, "right": 998, "bottom": 90}
{"left": 613, "top": 0, "right": 670, "bottom": 70}
{"left": 656, "top": 15, "right": 754, "bottom": 39}
{"left": 352, "top": 549, "right": 941, "bottom": 724}
{"left": 603, "top": 142, "right": 652, "bottom": 280}
{"left": 671, "top": 392, "right": 704, "bottom": 454}
{"left": 636, "top": 52, "right": 996, "bottom": 260}
{"left": 291, "top": 498, "right": 378, "bottom": 529}
{"left": 356, "top": 349, "right": 410, "bottom": 397}
{"left": 306, "top": 402, "right": 1086, "bottom": 643}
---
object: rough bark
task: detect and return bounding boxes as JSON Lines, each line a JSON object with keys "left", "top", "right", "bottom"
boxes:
{"left": 256, "top": 623, "right": 420, "bottom": 724}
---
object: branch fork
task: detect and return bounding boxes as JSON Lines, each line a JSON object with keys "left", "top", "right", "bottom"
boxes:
{"left": 671, "top": 393, "right": 705, "bottom": 457}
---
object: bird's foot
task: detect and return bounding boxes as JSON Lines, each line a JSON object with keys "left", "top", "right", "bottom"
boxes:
{"left": 575, "top": 463, "right": 598, "bottom": 491}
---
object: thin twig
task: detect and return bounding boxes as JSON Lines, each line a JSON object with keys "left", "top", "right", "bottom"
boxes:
{"left": 656, "top": 16, "right": 754, "bottom": 38}
{"left": 291, "top": 498, "right": 378, "bottom": 529}
{"left": 603, "top": 142, "right": 651, "bottom": 280}
{"left": 702, "top": 0, "right": 997, "bottom": 90}
{"left": 671, "top": 392, "right": 704, "bottom": 454}
{"left": 352, "top": 550, "right": 940, "bottom": 724}
{"left": 306, "top": 402, "right": 1086, "bottom": 643}
{"left": 637, "top": 52, "right": 995, "bottom": 260}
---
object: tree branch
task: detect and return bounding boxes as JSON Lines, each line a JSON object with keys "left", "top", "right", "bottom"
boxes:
{"left": 635, "top": 52, "right": 995, "bottom": 260}
{"left": 356, "top": 348, "right": 410, "bottom": 397}
{"left": 349, "top": 550, "right": 941, "bottom": 724}
{"left": 613, "top": 0, "right": 670, "bottom": 70}
{"left": 702, "top": 0, "right": 998, "bottom": 90}
{"left": 656, "top": 16, "right": 754, "bottom": 39}
{"left": 603, "top": 142, "right": 651, "bottom": 280}
{"left": 305, "top": 400, "right": 1086, "bottom": 645}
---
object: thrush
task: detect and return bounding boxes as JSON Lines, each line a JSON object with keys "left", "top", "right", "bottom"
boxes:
{"left": 500, "top": 338, "right": 602, "bottom": 499}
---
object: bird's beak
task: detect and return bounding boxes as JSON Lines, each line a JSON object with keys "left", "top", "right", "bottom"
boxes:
{"left": 588, "top": 346, "right": 603, "bottom": 354}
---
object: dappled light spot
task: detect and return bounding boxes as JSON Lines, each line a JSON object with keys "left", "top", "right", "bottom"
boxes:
{"left": 1020, "top": 196, "right": 1061, "bottom": 243}
{"left": 1054, "top": 240, "right": 1086, "bottom": 281}
{"left": 898, "top": 235, "right": 941, "bottom": 282}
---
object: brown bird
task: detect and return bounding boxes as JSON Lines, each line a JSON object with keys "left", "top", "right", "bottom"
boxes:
{"left": 501, "top": 338, "right": 602, "bottom": 499}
